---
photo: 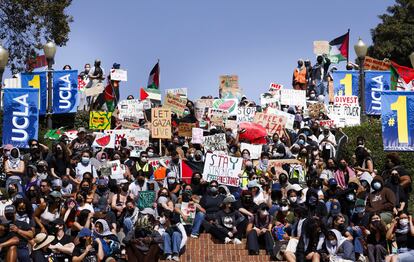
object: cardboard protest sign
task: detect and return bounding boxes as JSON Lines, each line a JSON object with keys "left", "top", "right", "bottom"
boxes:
{"left": 240, "top": 143, "right": 262, "bottom": 159}
{"left": 138, "top": 191, "right": 156, "bottom": 209}
{"left": 333, "top": 96, "right": 359, "bottom": 106}
{"left": 307, "top": 103, "right": 327, "bottom": 119}
{"left": 151, "top": 108, "right": 172, "bottom": 139}
{"left": 180, "top": 202, "right": 196, "bottom": 225}
{"left": 89, "top": 111, "right": 112, "bottom": 130}
{"left": 166, "top": 88, "right": 188, "bottom": 99}
{"left": 317, "top": 119, "right": 336, "bottom": 128}
{"left": 164, "top": 93, "right": 187, "bottom": 117}
{"left": 212, "top": 99, "right": 238, "bottom": 116}
{"left": 202, "top": 153, "right": 243, "bottom": 187}
{"left": 237, "top": 107, "right": 256, "bottom": 122}
{"left": 269, "top": 83, "right": 283, "bottom": 91}
{"left": 262, "top": 159, "right": 302, "bottom": 172}
{"left": 127, "top": 129, "right": 150, "bottom": 150}
{"left": 280, "top": 89, "right": 307, "bottom": 107}
{"left": 100, "top": 160, "right": 124, "bottom": 180}
{"left": 191, "top": 128, "right": 204, "bottom": 144}
{"left": 260, "top": 92, "right": 281, "bottom": 109}
{"left": 219, "top": 75, "right": 242, "bottom": 100}
{"left": 202, "top": 133, "right": 227, "bottom": 152}
{"left": 364, "top": 56, "right": 391, "bottom": 71}
{"left": 92, "top": 133, "right": 116, "bottom": 148}
{"left": 266, "top": 108, "right": 295, "bottom": 130}
{"left": 120, "top": 120, "right": 140, "bottom": 129}
{"left": 313, "top": 41, "right": 330, "bottom": 55}
{"left": 104, "top": 129, "right": 131, "bottom": 148}
{"left": 178, "top": 123, "right": 196, "bottom": 137}
{"left": 84, "top": 82, "right": 104, "bottom": 97}
{"left": 254, "top": 112, "right": 287, "bottom": 136}
{"left": 326, "top": 104, "right": 360, "bottom": 127}
{"left": 118, "top": 99, "right": 149, "bottom": 120}
{"left": 194, "top": 99, "right": 213, "bottom": 121}
{"left": 208, "top": 108, "right": 228, "bottom": 127}
{"left": 110, "top": 69, "right": 128, "bottom": 81}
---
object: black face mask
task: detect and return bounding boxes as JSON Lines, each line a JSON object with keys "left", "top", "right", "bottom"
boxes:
{"left": 28, "top": 191, "right": 36, "bottom": 198}
{"left": 172, "top": 158, "right": 179, "bottom": 164}
{"left": 122, "top": 185, "right": 129, "bottom": 192}
{"left": 337, "top": 223, "right": 346, "bottom": 232}
{"left": 79, "top": 238, "right": 87, "bottom": 246}
{"left": 195, "top": 155, "right": 202, "bottom": 161}
{"left": 81, "top": 186, "right": 90, "bottom": 192}
{"left": 16, "top": 210, "right": 26, "bottom": 216}
{"left": 8, "top": 188, "right": 17, "bottom": 195}
{"left": 192, "top": 177, "right": 200, "bottom": 185}
{"left": 62, "top": 180, "right": 69, "bottom": 187}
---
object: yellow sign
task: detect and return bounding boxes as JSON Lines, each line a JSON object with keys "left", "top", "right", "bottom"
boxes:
{"left": 89, "top": 111, "right": 112, "bottom": 130}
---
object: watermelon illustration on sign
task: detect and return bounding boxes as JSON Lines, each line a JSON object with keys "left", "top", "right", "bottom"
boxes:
{"left": 213, "top": 99, "right": 238, "bottom": 116}
{"left": 93, "top": 134, "right": 115, "bottom": 149}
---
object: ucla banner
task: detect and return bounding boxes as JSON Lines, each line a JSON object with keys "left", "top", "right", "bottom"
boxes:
{"left": 52, "top": 70, "right": 78, "bottom": 114}
{"left": 2, "top": 88, "right": 39, "bottom": 148}
{"left": 21, "top": 72, "right": 47, "bottom": 115}
{"left": 365, "top": 71, "right": 391, "bottom": 115}
{"left": 333, "top": 71, "right": 359, "bottom": 97}
{"left": 381, "top": 91, "right": 414, "bottom": 151}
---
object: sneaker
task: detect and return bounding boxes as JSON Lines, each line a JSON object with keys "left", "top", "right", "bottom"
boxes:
{"left": 190, "top": 234, "right": 199, "bottom": 238}
{"left": 172, "top": 255, "right": 180, "bottom": 261}
{"left": 233, "top": 238, "right": 242, "bottom": 244}
{"left": 166, "top": 255, "right": 172, "bottom": 260}
{"left": 224, "top": 237, "right": 232, "bottom": 244}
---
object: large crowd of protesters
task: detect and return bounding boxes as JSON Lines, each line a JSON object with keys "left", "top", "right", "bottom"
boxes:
{"left": 0, "top": 55, "right": 412, "bottom": 262}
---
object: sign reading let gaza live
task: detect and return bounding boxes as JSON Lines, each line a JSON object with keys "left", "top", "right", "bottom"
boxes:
{"left": 2, "top": 88, "right": 39, "bottom": 148}
{"left": 364, "top": 71, "right": 391, "bottom": 115}
{"left": 52, "top": 70, "right": 78, "bottom": 114}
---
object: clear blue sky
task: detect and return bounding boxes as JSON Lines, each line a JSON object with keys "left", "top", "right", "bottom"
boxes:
{"left": 8, "top": 0, "right": 396, "bottom": 100}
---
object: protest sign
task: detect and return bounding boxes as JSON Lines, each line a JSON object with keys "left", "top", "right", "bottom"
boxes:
{"left": 194, "top": 99, "right": 213, "bottom": 121}
{"left": 164, "top": 93, "right": 187, "bottom": 117}
{"left": 364, "top": 56, "right": 391, "bottom": 71}
{"left": 103, "top": 160, "right": 124, "bottom": 180}
{"left": 364, "top": 71, "right": 391, "bottom": 115}
{"left": 21, "top": 72, "right": 47, "bottom": 115}
{"left": 104, "top": 129, "right": 131, "bottom": 148}
{"left": 151, "top": 108, "right": 172, "bottom": 139}
{"left": 240, "top": 143, "right": 262, "bottom": 159}
{"left": 118, "top": 99, "right": 148, "bottom": 120}
{"left": 89, "top": 111, "right": 112, "bottom": 130}
{"left": 212, "top": 99, "right": 238, "bottom": 116}
{"left": 381, "top": 91, "right": 414, "bottom": 151}
{"left": 191, "top": 128, "right": 204, "bottom": 144}
{"left": 83, "top": 82, "right": 104, "bottom": 97}
{"left": 178, "top": 123, "right": 196, "bottom": 137}
{"left": 202, "top": 153, "right": 243, "bottom": 187}
{"left": 317, "top": 119, "right": 336, "bottom": 128}
{"left": 92, "top": 133, "right": 116, "bottom": 148}
{"left": 269, "top": 83, "right": 283, "bottom": 91}
{"left": 180, "top": 202, "right": 196, "bottom": 225}
{"left": 138, "top": 191, "right": 156, "bottom": 210}
{"left": 219, "top": 75, "right": 242, "bottom": 100}
{"left": 52, "top": 70, "right": 78, "bottom": 114}
{"left": 202, "top": 133, "right": 227, "bottom": 152}
{"left": 254, "top": 112, "right": 287, "bottom": 136}
{"left": 110, "top": 69, "right": 128, "bottom": 81}
{"left": 237, "top": 107, "right": 256, "bottom": 122}
{"left": 148, "top": 157, "right": 171, "bottom": 171}
{"left": 260, "top": 92, "right": 280, "bottom": 109}
{"left": 333, "top": 96, "right": 359, "bottom": 106}
{"left": 333, "top": 71, "right": 359, "bottom": 96}
{"left": 326, "top": 105, "right": 360, "bottom": 127}
{"left": 120, "top": 120, "right": 140, "bottom": 129}
{"left": 280, "top": 89, "right": 306, "bottom": 107}
{"left": 313, "top": 41, "right": 330, "bottom": 55}
{"left": 255, "top": 159, "right": 302, "bottom": 172}
{"left": 208, "top": 108, "right": 228, "bottom": 127}
{"left": 266, "top": 108, "right": 295, "bottom": 130}
{"left": 127, "top": 129, "right": 150, "bottom": 150}
{"left": 307, "top": 103, "right": 327, "bottom": 119}
{"left": 2, "top": 88, "right": 39, "bottom": 148}
{"left": 166, "top": 88, "right": 188, "bottom": 99}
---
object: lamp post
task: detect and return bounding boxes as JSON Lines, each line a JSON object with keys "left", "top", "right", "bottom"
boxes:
{"left": 354, "top": 38, "right": 368, "bottom": 122}
{"left": 0, "top": 45, "right": 9, "bottom": 110}
{"left": 43, "top": 41, "right": 56, "bottom": 129}
{"left": 409, "top": 52, "right": 414, "bottom": 68}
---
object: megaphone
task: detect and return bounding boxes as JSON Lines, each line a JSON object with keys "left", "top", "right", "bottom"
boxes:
{"left": 28, "top": 75, "right": 40, "bottom": 88}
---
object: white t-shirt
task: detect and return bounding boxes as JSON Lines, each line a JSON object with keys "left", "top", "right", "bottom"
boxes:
{"left": 75, "top": 163, "right": 97, "bottom": 181}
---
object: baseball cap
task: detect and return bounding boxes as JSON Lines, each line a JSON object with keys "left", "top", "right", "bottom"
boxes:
{"left": 4, "top": 205, "right": 15, "bottom": 214}
{"left": 78, "top": 127, "right": 86, "bottom": 133}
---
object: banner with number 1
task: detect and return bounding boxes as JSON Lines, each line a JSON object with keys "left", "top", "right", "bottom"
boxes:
{"left": 381, "top": 91, "right": 414, "bottom": 151}
{"left": 333, "top": 71, "right": 359, "bottom": 97}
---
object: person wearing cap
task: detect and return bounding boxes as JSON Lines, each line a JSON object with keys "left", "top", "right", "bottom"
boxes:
{"left": 30, "top": 232, "right": 55, "bottom": 261}
{"left": 92, "top": 178, "right": 111, "bottom": 213}
{"left": 47, "top": 218, "right": 74, "bottom": 261}
{"left": 208, "top": 195, "right": 245, "bottom": 244}
{"left": 69, "top": 128, "right": 92, "bottom": 156}
{"left": 163, "top": 171, "right": 181, "bottom": 203}
{"left": 33, "top": 191, "right": 63, "bottom": 234}
{"left": 246, "top": 203, "right": 275, "bottom": 257}
{"left": 73, "top": 227, "right": 105, "bottom": 262}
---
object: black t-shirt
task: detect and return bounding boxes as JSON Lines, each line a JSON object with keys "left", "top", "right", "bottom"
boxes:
{"left": 51, "top": 234, "right": 73, "bottom": 261}
{"left": 14, "top": 220, "right": 31, "bottom": 248}
{"left": 50, "top": 157, "right": 70, "bottom": 177}
{"left": 73, "top": 243, "right": 98, "bottom": 262}
{"left": 200, "top": 194, "right": 225, "bottom": 218}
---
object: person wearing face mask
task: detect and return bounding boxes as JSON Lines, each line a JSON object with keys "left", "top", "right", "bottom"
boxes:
{"left": 4, "top": 147, "right": 25, "bottom": 177}
{"left": 320, "top": 229, "right": 355, "bottom": 262}
{"left": 131, "top": 151, "right": 153, "bottom": 180}
{"left": 168, "top": 151, "right": 182, "bottom": 179}
{"left": 190, "top": 172, "right": 207, "bottom": 197}
{"left": 72, "top": 227, "right": 105, "bottom": 262}
{"left": 385, "top": 169, "right": 407, "bottom": 214}
{"left": 92, "top": 178, "right": 111, "bottom": 213}
{"left": 111, "top": 179, "right": 129, "bottom": 219}
{"left": 366, "top": 214, "right": 387, "bottom": 262}
{"left": 366, "top": 176, "right": 396, "bottom": 224}
{"left": 49, "top": 142, "right": 70, "bottom": 179}
{"left": 306, "top": 189, "right": 327, "bottom": 219}
{"left": 123, "top": 198, "right": 140, "bottom": 235}
{"left": 292, "top": 59, "right": 307, "bottom": 90}
{"left": 162, "top": 172, "right": 181, "bottom": 202}
{"left": 48, "top": 218, "right": 75, "bottom": 261}
{"left": 386, "top": 213, "right": 414, "bottom": 262}
{"left": 382, "top": 152, "right": 411, "bottom": 195}
{"left": 334, "top": 158, "right": 356, "bottom": 190}
{"left": 200, "top": 181, "right": 225, "bottom": 226}
{"left": 308, "top": 90, "right": 318, "bottom": 101}
{"left": 75, "top": 150, "right": 97, "bottom": 183}
{"left": 129, "top": 172, "right": 149, "bottom": 197}
{"left": 60, "top": 174, "right": 73, "bottom": 198}
{"left": 246, "top": 203, "right": 275, "bottom": 257}
{"left": 33, "top": 191, "right": 63, "bottom": 234}
{"left": 256, "top": 152, "right": 270, "bottom": 176}
{"left": 240, "top": 156, "right": 256, "bottom": 189}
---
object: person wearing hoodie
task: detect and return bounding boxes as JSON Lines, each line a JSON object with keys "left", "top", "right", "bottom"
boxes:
{"left": 93, "top": 219, "right": 121, "bottom": 260}
{"left": 4, "top": 147, "right": 24, "bottom": 177}
{"left": 319, "top": 229, "right": 355, "bottom": 262}
{"left": 334, "top": 158, "right": 356, "bottom": 190}
{"left": 365, "top": 176, "right": 396, "bottom": 224}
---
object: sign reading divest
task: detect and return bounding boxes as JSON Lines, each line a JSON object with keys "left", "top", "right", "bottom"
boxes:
{"left": 151, "top": 108, "right": 171, "bottom": 139}
{"left": 365, "top": 71, "right": 391, "bottom": 115}
{"left": 254, "top": 112, "right": 287, "bottom": 136}
{"left": 53, "top": 70, "right": 78, "bottom": 114}
{"left": 202, "top": 133, "right": 227, "bottom": 151}
{"left": 202, "top": 153, "right": 243, "bottom": 187}
{"left": 2, "top": 88, "right": 39, "bottom": 148}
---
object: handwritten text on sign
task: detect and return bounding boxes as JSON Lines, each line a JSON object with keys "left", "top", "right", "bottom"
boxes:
{"left": 151, "top": 108, "right": 171, "bottom": 139}
{"left": 254, "top": 112, "right": 287, "bottom": 136}
{"left": 202, "top": 153, "right": 243, "bottom": 187}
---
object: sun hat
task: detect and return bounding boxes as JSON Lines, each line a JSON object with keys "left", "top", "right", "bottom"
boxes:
{"left": 32, "top": 233, "right": 55, "bottom": 251}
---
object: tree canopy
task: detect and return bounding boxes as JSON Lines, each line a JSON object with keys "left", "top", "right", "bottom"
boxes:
{"left": 368, "top": 0, "right": 414, "bottom": 66}
{"left": 0, "top": 0, "right": 73, "bottom": 73}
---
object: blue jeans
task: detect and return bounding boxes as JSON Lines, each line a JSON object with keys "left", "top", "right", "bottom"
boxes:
{"left": 18, "top": 246, "right": 30, "bottom": 262}
{"left": 315, "top": 80, "right": 326, "bottom": 97}
{"left": 191, "top": 212, "right": 205, "bottom": 236}
{"left": 347, "top": 226, "right": 363, "bottom": 255}
{"left": 163, "top": 231, "right": 182, "bottom": 255}
{"left": 124, "top": 217, "right": 134, "bottom": 235}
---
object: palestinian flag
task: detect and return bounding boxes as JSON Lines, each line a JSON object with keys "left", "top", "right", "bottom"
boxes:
{"left": 390, "top": 61, "right": 414, "bottom": 91}
{"left": 181, "top": 160, "right": 204, "bottom": 184}
{"left": 328, "top": 32, "right": 349, "bottom": 64}
{"left": 147, "top": 62, "right": 160, "bottom": 89}
{"left": 140, "top": 87, "right": 161, "bottom": 101}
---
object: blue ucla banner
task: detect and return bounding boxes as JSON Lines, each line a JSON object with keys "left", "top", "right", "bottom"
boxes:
{"left": 365, "top": 71, "right": 391, "bottom": 115}
{"left": 381, "top": 91, "right": 414, "bottom": 151}
{"left": 21, "top": 72, "right": 47, "bottom": 115}
{"left": 2, "top": 88, "right": 39, "bottom": 149}
{"left": 52, "top": 70, "right": 78, "bottom": 114}
{"left": 333, "top": 71, "right": 359, "bottom": 96}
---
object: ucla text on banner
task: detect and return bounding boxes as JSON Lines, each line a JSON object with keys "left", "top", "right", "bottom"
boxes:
{"left": 53, "top": 70, "right": 78, "bottom": 114}
{"left": 364, "top": 71, "right": 391, "bottom": 115}
{"left": 381, "top": 91, "right": 414, "bottom": 151}
{"left": 21, "top": 72, "right": 47, "bottom": 115}
{"left": 2, "top": 88, "right": 39, "bottom": 148}
{"left": 333, "top": 71, "right": 359, "bottom": 97}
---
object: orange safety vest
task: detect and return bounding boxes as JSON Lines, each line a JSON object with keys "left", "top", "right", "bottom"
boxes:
{"left": 294, "top": 67, "right": 307, "bottom": 84}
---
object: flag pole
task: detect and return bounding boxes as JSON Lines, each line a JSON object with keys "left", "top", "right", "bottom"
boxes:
{"left": 347, "top": 28, "right": 350, "bottom": 64}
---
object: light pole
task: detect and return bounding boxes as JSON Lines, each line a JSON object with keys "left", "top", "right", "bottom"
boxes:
{"left": 409, "top": 52, "right": 414, "bottom": 68}
{"left": 354, "top": 38, "right": 368, "bottom": 122}
{"left": 0, "top": 45, "right": 9, "bottom": 110}
{"left": 43, "top": 41, "right": 56, "bottom": 129}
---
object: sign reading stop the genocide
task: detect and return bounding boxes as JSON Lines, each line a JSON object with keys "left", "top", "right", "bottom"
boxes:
{"left": 151, "top": 108, "right": 172, "bottom": 139}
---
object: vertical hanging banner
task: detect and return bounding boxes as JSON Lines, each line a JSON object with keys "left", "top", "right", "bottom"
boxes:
{"left": 364, "top": 71, "right": 391, "bottom": 115}
{"left": 52, "top": 70, "right": 78, "bottom": 114}
{"left": 21, "top": 72, "right": 47, "bottom": 115}
{"left": 381, "top": 91, "right": 414, "bottom": 151}
{"left": 2, "top": 88, "right": 39, "bottom": 148}
{"left": 333, "top": 71, "right": 359, "bottom": 97}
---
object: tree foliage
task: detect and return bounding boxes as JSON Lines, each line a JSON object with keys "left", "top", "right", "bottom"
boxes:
{"left": 367, "top": 0, "right": 414, "bottom": 66}
{"left": 0, "top": 0, "right": 73, "bottom": 73}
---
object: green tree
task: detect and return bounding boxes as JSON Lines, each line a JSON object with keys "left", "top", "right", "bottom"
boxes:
{"left": 0, "top": 0, "right": 73, "bottom": 73}
{"left": 367, "top": 0, "right": 414, "bottom": 66}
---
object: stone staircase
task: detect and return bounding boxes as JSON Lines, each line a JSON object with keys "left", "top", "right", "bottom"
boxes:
{"left": 159, "top": 233, "right": 275, "bottom": 262}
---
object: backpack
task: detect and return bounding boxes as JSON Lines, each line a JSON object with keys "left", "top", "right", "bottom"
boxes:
{"left": 289, "top": 164, "right": 305, "bottom": 184}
